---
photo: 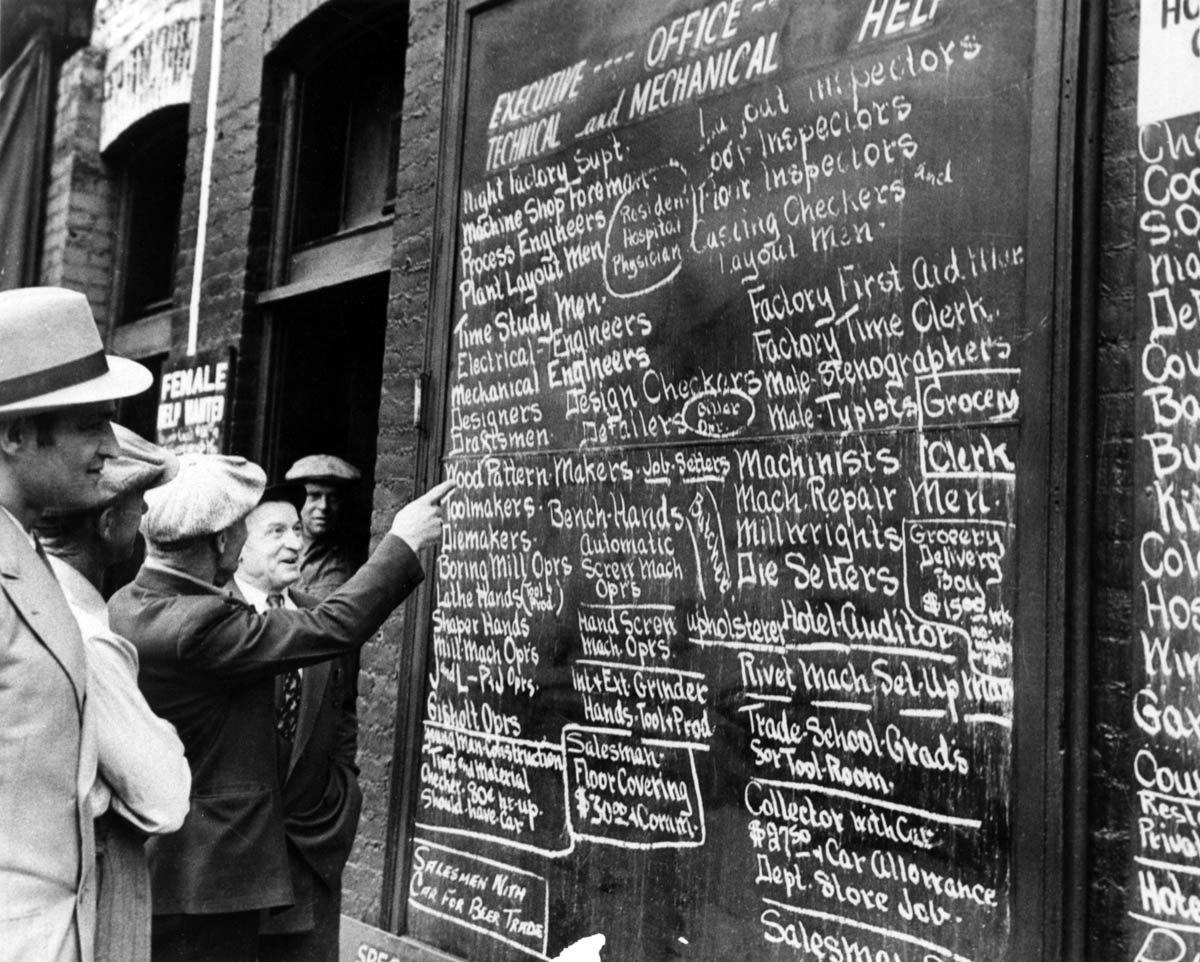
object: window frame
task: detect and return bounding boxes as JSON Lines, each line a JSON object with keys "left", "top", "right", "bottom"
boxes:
{"left": 105, "top": 103, "right": 189, "bottom": 331}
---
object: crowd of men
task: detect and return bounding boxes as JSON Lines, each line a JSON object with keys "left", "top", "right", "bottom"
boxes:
{"left": 0, "top": 286, "right": 454, "bottom": 962}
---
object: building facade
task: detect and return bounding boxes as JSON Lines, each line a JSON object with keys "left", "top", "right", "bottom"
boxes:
{"left": 21, "top": 0, "right": 450, "bottom": 926}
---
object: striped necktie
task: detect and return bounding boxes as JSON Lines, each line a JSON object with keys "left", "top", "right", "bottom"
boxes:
{"left": 269, "top": 593, "right": 301, "bottom": 744}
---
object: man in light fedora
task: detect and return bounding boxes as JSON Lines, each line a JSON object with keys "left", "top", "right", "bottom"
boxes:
{"left": 0, "top": 286, "right": 152, "bottom": 962}
{"left": 284, "top": 454, "right": 364, "bottom": 600}
{"left": 38, "top": 424, "right": 191, "bottom": 962}
{"left": 108, "top": 454, "right": 454, "bottom": 962}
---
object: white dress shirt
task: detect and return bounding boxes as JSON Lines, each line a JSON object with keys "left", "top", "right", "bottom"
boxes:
{"left": 48, "top": 556, "right": 191, "bottom": 833}
{"left": 232, "top": 576, "right": 298, "bottom": 614}
{"left": 232, "top": 576, "right": 303, "bottom": 680}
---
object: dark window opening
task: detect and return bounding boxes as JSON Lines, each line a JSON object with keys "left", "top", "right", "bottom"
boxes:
{"left": 262, "top": 275, "right": 389, "bottom": 560}
{"left": 288, "top": 14, "right": 405, "bottom": 248}
{"left": 110, "top": 106, "right": 188, "bottom": 324}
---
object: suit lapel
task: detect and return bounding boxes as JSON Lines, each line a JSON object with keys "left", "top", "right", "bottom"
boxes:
{"left": 289, "top": 660, "right": 330, "bottom": 778}
{"left": 0, "top": 512, "right": 86, "bottom": 711}
{"left": 287, "top": 591, "right": 327, "bottom": 778}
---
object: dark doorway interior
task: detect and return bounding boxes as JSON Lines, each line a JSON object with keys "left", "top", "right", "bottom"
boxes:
{"left": 263, "top": 273, "right": 389, "bottom": 560}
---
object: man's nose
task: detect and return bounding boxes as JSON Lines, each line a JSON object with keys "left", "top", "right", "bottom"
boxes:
{"left": 97, "top": 421, "right": 119, "bottom": 458}
{"left": 285, "top": 529, "right": 302, "bottom": 551}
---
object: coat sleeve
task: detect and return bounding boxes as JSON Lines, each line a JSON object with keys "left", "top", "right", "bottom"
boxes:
{"left": 86, "top": 627, "right": 191, "bottom": 834}
{"left": 177, "top": 534, "right": 423, "bottom": 683}
{"left": 297, "top": 657, "right": 364, "bottom": 886}
{"left": 333, "top": 652, "right": 360, "bottom": 773}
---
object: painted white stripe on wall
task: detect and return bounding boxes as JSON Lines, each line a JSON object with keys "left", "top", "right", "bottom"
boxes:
{"left": 187, "top": 0, "right": 224, "bottom": 356}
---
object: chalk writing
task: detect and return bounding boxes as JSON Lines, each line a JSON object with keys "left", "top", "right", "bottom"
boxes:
{"left": 1131, "top": 104, "right": 1200, "bottom": 953}
{"left": 409, "top": 0, "right": 1038, "bottom": 959}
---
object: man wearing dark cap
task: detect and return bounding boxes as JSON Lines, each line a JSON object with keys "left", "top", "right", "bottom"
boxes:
{"left": 109, "top": 453, "right": 454, "bottom": 962}
{"left": 229, "top": 485, "right": 359, "bottom": 962}
{"left": 38, "top": 424, "right": 191, "bottom": 962}
{"left": 284, "top": 454, "right": 363, "bottom": 599}
{"left": 0, "top": 286, "right": 152, "bottom": 962}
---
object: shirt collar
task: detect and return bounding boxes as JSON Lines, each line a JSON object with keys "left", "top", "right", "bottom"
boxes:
{"left": 0, "top": 506, "right": 35, "bottom": 549}
{"left": 232, "top": 574, "right": 292, "bottom": 613}
{"left": 46, "top": 555, "right": 108, "bottom": 626}
{"left": 141, "top": 557, "right": 228, "bottom": 596}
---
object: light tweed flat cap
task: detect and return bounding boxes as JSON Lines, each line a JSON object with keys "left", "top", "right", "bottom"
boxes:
{"left": 284, "top": 454, "right": 361, "bottom": 484}
{"left": 106, "top": 424, "right": 179, "bottom": 500}
{"left": 143, "top": 454, "right": 267, "bottom": 543}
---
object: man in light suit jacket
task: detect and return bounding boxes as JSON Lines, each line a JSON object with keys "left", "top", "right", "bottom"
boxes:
{"left": 0, "top": 287, "right": 152, "bottom": 962}
{"left": 108, "top": 455, "right": 453, "bottom": 962}
{"left": 231, "top": 485, "right": 361, "bottom": 962}
{"left": 39, "top": 423, "right": 192, "bottom": 962}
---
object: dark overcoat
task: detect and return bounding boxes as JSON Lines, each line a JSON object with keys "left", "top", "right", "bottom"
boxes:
{"left": 108, "top": 535, "right": 422, "bottom": 917}
{"left": 255, "top": 586, "right": 361, "bottom": 936}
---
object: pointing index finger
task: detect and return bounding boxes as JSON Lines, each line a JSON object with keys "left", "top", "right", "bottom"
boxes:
{"left": 425, "top": 479, "right": 459, "bottom": 504}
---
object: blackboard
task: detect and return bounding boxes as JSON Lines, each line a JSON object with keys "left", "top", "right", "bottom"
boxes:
{"left": 389, "top": 1, "right": 1086, "bottom": 959}
{"left": 1129, "top": 108, "right": 1200, "bottom": 956}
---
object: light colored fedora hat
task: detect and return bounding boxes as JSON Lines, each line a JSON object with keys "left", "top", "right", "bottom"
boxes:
{"left": 0, "top": 286, "right": 152, "bottom": 417}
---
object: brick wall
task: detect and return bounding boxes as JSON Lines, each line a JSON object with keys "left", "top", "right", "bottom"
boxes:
{"left": 346, "top": 0, "right": 448, "bottom": 923}
{"left": 40, "top": 45, "right": 115, "bottom": 328}
{"left": 1089, "top": 0, "right": 1138, "bottom": 957}
{"left": 263, "top": 0, "right": 327, "bottom": 51}
{"left": 43, "top": 0, "right": 204, "bottom": 335}
{"left": 177, "top": 0, "right": 273, "bottom": 457}
{"left": 177, "top": 0, "right": 445, "bottom": 925}
{"left": 174, "top": 0, "right": 268, "bottom": 346}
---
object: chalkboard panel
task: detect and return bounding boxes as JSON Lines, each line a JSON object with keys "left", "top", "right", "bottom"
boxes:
{"left": 393, "top": 1, "right": 1079, "bottom": 959}
{"left": 1129, "top": 109, "right": 1200, "bottom": 955}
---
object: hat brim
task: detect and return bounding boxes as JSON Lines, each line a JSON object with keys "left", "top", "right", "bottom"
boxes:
{"left": 0, "top": 355, "right": 153, "bottom": 417}
{"left": 287, "top": 474, "right": 355, "bottom": 485}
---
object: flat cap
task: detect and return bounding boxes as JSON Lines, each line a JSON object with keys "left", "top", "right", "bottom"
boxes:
{"left": 284, "top": 454, "right": 361, "bottom": 484}
{"left": 107, "top": 423, "right": 179, "bottom": 498}
{"left": 142, "top": 454, "right": 266, "bottom": 543}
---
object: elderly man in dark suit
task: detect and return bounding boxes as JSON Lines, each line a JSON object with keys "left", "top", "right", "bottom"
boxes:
{"left": 230, "top": 485, "right": 360, "bottom": 962}
{"left": 0, "top": 287, "right": 152, "bottom": 962}
{"left": 108, "top": 454, "right": 453, "bottom": 962}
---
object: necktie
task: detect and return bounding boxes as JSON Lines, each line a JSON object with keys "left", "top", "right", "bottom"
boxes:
{"left": 269, "top": 594, "right": 301, "bottom": 744}
{"left": 32, "top": 534, "right": 57, "bottom": 579}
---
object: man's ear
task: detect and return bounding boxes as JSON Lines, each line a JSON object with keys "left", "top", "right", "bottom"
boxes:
{"left": 96, "top": 504, "right": 118, "bottom": 543}
{"left": 0, "top": 418, "right": 28, "bottom": 457}
{"left": 212, "top": 529, "right": 227, "bottom": 554}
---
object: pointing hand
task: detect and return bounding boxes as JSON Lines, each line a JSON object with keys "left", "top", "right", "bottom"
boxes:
{"left": 390, "top": 479, "right": 457, "bottom": 552}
